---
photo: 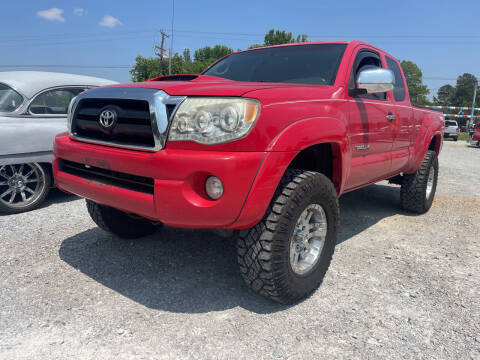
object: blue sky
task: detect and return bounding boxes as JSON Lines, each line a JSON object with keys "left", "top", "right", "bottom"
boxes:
{"left": 1, "top": 0, "right": 479, "bottom": 98}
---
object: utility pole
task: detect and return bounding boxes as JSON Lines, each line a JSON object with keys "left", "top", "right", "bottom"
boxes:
{"left": 168, "top": 0, "right": 175, "bottom": 75}
{"left": 154, "top": 30, "right": 169, "bottom": 76}
{"left": 468, "top": 81, "right": 478, "bottom": 134}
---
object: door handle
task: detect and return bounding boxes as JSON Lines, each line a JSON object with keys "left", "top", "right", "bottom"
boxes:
{"left": 386, "top": 114, "right": 396, "bottom": 121}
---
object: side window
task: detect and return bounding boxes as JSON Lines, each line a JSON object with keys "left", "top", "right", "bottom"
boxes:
{"left": 29, "top": 88, "right": 86, "bottom": 115}
{"left": 386, "top": 57, "right": 406, "bottom": 102}
{"left": 348, "top": 50, "right": 386, "bottom": 100}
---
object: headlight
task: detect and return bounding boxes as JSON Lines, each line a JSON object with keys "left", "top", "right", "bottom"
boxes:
{"left": 168, "top": 97, "right": 260, "bottom": 144}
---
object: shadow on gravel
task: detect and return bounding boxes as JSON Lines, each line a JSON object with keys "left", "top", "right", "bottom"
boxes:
{"left": 59, "top": 182, "right": 416, "bottom": 314}
{"left": 59, "top": 226, "right": 289, "bottom": 314}
{"left": 40, "top": 188, "right": 79, "bottom": 209}
{"left": 337, "top": 182, "right": 418, "bottom": 244}
{"left": 0, "top": 188, "right": 79, "bottom": 217}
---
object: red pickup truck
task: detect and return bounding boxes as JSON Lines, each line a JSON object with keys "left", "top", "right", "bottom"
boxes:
{"left": 54, "top": 41, "right": 444, "bottom": 303}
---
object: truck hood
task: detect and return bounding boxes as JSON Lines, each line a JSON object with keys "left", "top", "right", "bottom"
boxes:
{"left": 104, "top": 74, "right": 323, "bottom": 97}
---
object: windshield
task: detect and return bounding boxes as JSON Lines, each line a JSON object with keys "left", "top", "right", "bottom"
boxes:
{"left": 203, "top": 44, "right": 347, "bottom": 85}
{"left": 0, "top": 83, "right": 24, "bottom": 113}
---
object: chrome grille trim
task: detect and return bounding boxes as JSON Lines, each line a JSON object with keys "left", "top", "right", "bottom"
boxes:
{"left": 68, "top": 87, "right": 186, "bottom": 152}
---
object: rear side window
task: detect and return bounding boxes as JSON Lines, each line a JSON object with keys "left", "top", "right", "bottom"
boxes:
{"left": 386, "top": 57, "right": 406, "bottom": 102}
{"left": 30, "top": 88, "right": 85, "bottom": 115}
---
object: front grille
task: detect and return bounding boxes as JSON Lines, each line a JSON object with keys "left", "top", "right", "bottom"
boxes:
{"left": 71, "top": 98, "right": 155, "bottom": 148}
{"left": 59, "top": 159, "right": 154, "bottom": 194}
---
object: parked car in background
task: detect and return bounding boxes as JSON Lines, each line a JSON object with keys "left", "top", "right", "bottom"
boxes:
{"left": 469, "top": 122, "right": 480, "bottom": 147}
{"left": 444, "top": 120, "right": 459, "bottom": 141}
{"left": 470, "top": 131, "right": 480, "bottom": 147}
{"left": 0, "top": 71, "right": 117, "bottom": 213}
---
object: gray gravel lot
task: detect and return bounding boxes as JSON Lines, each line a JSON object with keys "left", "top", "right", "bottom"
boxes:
{"left": 1, "top": 141, "right": 479, "bottom": 359}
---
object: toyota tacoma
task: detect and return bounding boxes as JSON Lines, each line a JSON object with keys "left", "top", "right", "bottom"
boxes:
{"left": 53, "top": 41, "right": 444, "bottom": 303}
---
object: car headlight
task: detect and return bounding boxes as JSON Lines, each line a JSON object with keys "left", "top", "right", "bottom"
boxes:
{"left": 168, "top": 97, "right": 260, "bottom": 144}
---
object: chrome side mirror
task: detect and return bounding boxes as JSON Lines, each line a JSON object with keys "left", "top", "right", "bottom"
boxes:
{"left": 356, "top": 68, "right": 395, "bottom": 94}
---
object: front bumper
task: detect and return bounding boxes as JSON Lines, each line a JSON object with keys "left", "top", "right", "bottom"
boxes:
{"left": 54, "top": 133, "right": 297, "bottom": 229}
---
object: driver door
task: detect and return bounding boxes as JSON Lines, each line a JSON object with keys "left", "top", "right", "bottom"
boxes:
{"left": 345, "top": 49, "right": 394, "bottom": 189}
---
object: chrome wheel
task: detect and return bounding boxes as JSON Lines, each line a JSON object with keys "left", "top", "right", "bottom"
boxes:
{"left": 0, "top": 163, "right": 47, "bottom": 210}
{"left": 426, "top": 165, "right": 435, "bottom": 200}
{"left": 290, "top": 203, "right": 328, "bottom": 275}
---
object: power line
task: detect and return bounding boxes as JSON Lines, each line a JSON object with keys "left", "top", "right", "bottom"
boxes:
{"left": 0, "top": 28, "right": 158, "bottom": 44}
{"left": 4, "top": 28, "right": 480, "bottom": 41}
{"left": 3, "top": 27, "right": 480, "bottom": 47}
{"left": 0, "top": 65, "right": 132, "bottom": 69}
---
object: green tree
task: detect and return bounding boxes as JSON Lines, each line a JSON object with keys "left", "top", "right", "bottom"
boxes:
{"left": 400, "top": 60, "right": 430, "bottom": 105}
{"left": 263, "top": 29, "right": 308, "bottom": 46}
{"left": 130, "top": 54, "right": 192, "bottom": 81}
{"left": 435, "top": 84, "right": 455, "bottom": 105}
{"left": 182, "top": 48, "right": 191, "bottom": 63}
{"left": 129, "top": 55, "right": 162, "bottom": 82}
{"left": 129, "top": 29, "right": 308, "bottom": 82}
{"left": 451, "top": 73, "right": 478, "bottom": 107}
{"left": 194, "top": 45, "right": 233, "bottom": 62}
{"left": 130, "top": 47, "right": 230, "bottom": 82}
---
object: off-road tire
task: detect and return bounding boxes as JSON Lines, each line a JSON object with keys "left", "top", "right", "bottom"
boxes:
{"left": 236, "top": 169, "right": 339, "bottom": 304}
{"left": 86, "top": 200, "right": 160, "bottom": 239}
{"left": 400, "top": 150, "right": 438, "bottom": 214}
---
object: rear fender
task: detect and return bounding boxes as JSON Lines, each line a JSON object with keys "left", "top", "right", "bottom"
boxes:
{"left": 407, "top": 118, "right": 443, "bottom": 173}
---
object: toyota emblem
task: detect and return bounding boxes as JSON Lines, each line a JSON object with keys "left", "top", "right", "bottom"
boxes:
{"left": 99, "top": 109, "right": 117, "bottom": 128}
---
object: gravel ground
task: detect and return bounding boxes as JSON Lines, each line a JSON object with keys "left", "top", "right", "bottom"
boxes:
{"left": 1, "top": 141, "right": 479, "bottom": 360}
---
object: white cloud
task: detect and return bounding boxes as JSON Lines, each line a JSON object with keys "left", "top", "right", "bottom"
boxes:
{"left": 99, "top": 15, "right": 122, "bottom": 28}
{"left": 74, "top": 8, "right": 87, "bottom": 16}
{"left": 37, "top": 8, "right": 65, "bottom": 22}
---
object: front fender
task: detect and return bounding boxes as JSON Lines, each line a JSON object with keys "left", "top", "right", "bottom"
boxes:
{"left": 228, "top": 116, "right": 348, "bottom": 229}
{"left": 266, "top": 116, "right": 347, "bottom": 152}
{"left": 267, "top": 116, "right": 349, "bottom": 194}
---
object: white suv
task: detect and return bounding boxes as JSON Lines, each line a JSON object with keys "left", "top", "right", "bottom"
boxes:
{"left": 444, "top": 120, "right": 459, "bottom": 141}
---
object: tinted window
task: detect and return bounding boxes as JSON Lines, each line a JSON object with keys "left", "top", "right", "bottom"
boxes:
{"left": 445, "top": 121, "right": 457, "bottom": 127}
{"left": 0, "top": 83, "right": 24, "bottom": 112}
{"left": 203, "top": 44, "right": 347, "bottom": 85}
{"left": 386, "top": 56, "right": 406, "bottom": 101}
{"left": 30, "top": 88, "right": 85, "bottom": 115}
{"left": 348, "top": 50, "right": 386, "bottom": 100}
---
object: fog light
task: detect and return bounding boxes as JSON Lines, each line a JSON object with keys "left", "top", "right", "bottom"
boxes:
{"left": 205, "top": 176, "right": 224, "bottom": 200}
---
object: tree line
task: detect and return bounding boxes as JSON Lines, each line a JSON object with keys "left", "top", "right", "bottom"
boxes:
{"left": 129, "top": 29, "right": 308, "bottom": 82}
{"left": 434, "top": 73, "right": 478, "bottom": 108}
{"left": 129, "top": 28, "right": 477, "bottom": 113}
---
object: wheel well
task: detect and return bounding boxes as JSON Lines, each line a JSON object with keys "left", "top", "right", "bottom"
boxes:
{"left": 287, "top": 143, "right": 341, "bottom": 192}
{"left": 428, "top": 135, "right": 441, "bottom": 154}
